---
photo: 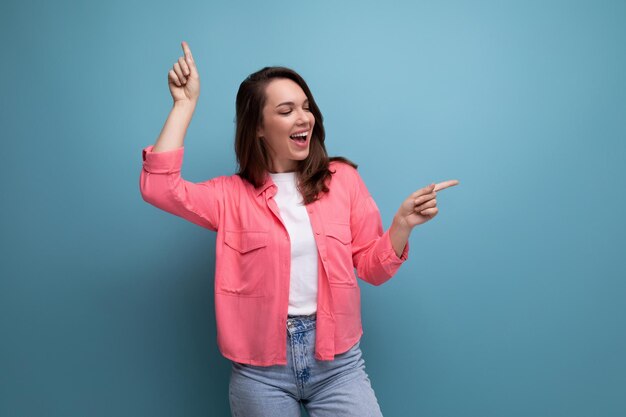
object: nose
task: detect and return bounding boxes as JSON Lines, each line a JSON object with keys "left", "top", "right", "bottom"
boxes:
{"left": 296, "top": 108, "right": 310, "bottom": 125}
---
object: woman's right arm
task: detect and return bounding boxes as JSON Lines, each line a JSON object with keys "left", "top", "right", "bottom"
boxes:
{"left": 153, "top": 41, "right": 199, "bottom": 152}
{"left": 139, "top": 41, "right": 222, "bottom": 232}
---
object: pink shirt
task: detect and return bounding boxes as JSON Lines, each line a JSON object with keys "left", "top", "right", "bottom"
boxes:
{"left": 140, "top": 145, "right": 410, "bottom": 366}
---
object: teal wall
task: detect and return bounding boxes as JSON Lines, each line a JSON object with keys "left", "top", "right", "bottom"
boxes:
{"left": 1, "top": 0, "right": 625, "bottom": 416}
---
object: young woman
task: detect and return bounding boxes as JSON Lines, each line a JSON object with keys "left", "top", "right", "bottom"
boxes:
{"left": 140, "top": 41, "right": 459, "bottom": 417}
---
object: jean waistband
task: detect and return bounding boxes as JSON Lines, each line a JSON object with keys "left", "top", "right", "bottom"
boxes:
{"left": 287, "top": 312, "right": 316, "bottom": 319}
{"left": 286, "top": 312, "right": 316, "bottom": 333}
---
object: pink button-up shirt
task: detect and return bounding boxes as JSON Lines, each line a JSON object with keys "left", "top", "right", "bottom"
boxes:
{"left": 139, "top": 145, "right": 409, "bottom": 366}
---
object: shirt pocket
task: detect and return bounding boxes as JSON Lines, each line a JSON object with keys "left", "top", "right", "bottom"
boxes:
{"left": 325, "top": 222, "right": 357, "bottom": 287}
{"left": 218, "top": 230, "right": 269, "bottom": 297}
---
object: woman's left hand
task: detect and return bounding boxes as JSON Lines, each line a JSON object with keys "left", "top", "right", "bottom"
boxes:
{"left": 394, "top": 180, "right": 460, "bottom": 229}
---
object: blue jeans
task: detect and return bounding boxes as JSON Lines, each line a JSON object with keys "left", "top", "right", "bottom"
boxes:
{"left": 228, "top": 313, "right": 384, "bottom": 416}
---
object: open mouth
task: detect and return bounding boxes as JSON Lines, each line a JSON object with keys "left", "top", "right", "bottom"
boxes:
{"left": 289, "top": 131, "right": 308, "bottom": 143}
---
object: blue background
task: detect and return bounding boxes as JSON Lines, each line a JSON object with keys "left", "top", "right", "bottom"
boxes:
{"left": 1, "top": 0, "right": 625, "bottom": 416}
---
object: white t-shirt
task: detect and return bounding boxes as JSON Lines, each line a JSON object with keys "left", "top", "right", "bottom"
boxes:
{"left": 268, "top": 171, "right": 318, "bottom": 316}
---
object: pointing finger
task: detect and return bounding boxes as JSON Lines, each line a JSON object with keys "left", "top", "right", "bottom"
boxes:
{"left": 181, "top": 41, "right": 193, "bottom": 62}
{"left": 434, "top": 179, "right": 460, "bottom": 192}
{"left": 181, "top": 41, "right": 198, "bottom": 78}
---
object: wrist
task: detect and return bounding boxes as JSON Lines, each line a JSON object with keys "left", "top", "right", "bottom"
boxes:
{"left": 173, "top": 99, "right": 197, "bottom": 112}
{"left": 389, "top": 215, "right": 411, "bottom": 259}
{"left": 392, "top": 214, "right": 412, "bottom": 233}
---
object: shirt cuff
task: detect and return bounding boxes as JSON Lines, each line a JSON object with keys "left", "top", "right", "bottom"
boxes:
{"left": 377, "top": 228, "right": 409, "bottom": 265}
{"left": 142, "top": 145, "right": 185, "bottom": 174}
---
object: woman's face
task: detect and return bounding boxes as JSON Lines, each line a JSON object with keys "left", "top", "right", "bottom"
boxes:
{"left": 256, "top": 78, "right": 315, "bottom": 173}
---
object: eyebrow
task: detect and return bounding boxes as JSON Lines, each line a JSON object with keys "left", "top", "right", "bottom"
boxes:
{"left": 275, "top": 98, "right": 309, "bottom": 108}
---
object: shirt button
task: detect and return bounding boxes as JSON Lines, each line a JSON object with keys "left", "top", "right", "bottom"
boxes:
{"left": 323, "top": 257, "right": 327, "bottom": 262}
{"left": 315, "top": 231, "right": 320, "bottom": 235}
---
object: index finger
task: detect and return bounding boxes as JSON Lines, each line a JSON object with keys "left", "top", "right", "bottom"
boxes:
{"left": 181, "top": 41, "right": 193, "bottom": 61}
{"left": 434, "top": 179, "right": 460, "bottom": 192}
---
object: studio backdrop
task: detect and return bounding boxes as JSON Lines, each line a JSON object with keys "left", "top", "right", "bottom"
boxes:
{"left": 1, "top": 0, "right": 625, "bottom": 416}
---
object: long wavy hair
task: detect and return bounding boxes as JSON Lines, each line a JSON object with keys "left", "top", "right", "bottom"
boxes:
{"left": 234, "top": 66, "right": 357, "bottom": 205}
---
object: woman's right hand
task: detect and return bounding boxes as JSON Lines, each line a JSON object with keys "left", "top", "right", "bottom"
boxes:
{"left": 168, "top": 41, "right": 200, "bottom": 105}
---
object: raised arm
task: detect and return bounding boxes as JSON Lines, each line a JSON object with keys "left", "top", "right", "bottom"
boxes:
{"left": 139, "top": 41, "right": 222, "bottom": 232}
{"left": 153, "top": 40, "right": 200, "bottom": 152}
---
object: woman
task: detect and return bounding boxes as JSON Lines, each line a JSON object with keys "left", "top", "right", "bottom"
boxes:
{"left": 140, "top": 41, "right": 459, "bottom": 416}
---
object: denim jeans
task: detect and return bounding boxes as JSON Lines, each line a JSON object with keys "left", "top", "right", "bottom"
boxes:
{"left": 228, "top": 313, "right": 384, "bottom": 417}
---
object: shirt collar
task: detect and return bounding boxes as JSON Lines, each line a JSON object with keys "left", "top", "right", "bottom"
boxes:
{"left": 255, "top": 172, "right": 276, "bottom": 197}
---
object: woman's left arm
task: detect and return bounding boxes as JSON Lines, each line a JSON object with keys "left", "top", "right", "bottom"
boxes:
{"left": 389, "top": 180, "right": 461, "bottom": 257}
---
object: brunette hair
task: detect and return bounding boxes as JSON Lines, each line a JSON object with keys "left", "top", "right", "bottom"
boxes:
{"left": 234, "top": 66, "right": 357, "bottom": 205}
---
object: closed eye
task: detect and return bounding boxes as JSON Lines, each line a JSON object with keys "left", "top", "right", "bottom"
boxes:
{"left": 280, "top": 108, "right": 310, "bottom": 115}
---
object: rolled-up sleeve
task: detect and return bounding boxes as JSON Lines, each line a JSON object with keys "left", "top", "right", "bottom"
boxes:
{"left": 139, "top": 145, "right": 222, "bottom": 231}
{"left": 349, "top": 167, "right": 409, "bottom": 286}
